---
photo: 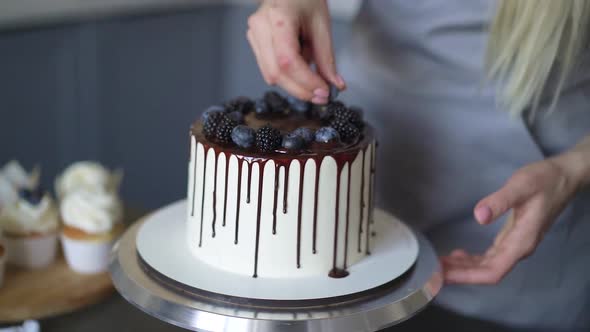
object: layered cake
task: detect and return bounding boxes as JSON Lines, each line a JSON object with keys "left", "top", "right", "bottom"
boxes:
{"left": 187, "top": 92, "right": 376, "bottom": 279}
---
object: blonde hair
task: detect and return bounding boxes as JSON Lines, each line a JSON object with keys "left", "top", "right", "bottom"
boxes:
{"left": 486, "top": 0, "right": 590, "bottom": 117}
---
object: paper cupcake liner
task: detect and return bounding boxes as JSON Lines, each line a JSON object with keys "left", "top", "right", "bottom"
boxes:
{"left": 4, "top": 233, "right": 58, "bottom": 269}
{"left": 61, "top": 234, "right": 114, "bottom": 274}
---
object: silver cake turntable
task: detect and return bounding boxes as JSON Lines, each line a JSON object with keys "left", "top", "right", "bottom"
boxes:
{"left": 109, "top": 210, "right": 442, "bottom": 332}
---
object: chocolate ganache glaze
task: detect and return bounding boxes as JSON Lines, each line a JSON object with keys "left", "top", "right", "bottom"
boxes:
{"left": 188, "top": 95, "right": 376, "bottom": 278}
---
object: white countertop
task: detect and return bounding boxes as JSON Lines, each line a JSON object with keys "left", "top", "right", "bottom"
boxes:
{"left": 0, "top": 0, "right": 360, "bottom": 29}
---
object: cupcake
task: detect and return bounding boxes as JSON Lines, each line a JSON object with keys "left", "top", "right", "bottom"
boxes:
{"left": 0, "top": 161, "right": 40, "bottom": 210}
{"left": 60, "top": 189, "right": 124, "bottom": 274}
{"left": 55, "top": 161, "right": 122, "bottom": 199}
{"left": 0, "top": 188, "right": 60, "bottom": 269}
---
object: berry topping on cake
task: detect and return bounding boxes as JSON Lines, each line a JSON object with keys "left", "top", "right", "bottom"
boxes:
{"left": 287, "top": 96, "right": 311, "bottom": 113}
{"left": 315, "top": 127, "right": 341, "bottom": 143}
{"left": 227, "top": 111, "right": 245, "bottom": 124}
{"left": 330, "top": 119, "right": 360, "bottom": 142}
{"left": 256, "top": 124, "right": 282, "bottom": 153}
{"left": 254, "top": 98, "right": 270, "bottom": 115}
{"left": 282, "top": 133, "right": 305, "bottom": 151}
{"left": 329, "top": 84, "right": 339, "bottom": 101}
{"left": 225, "top": 96, "right": 254, "bottom": 114}
{"left": 202, "top": 105, "right": 224, "bottom": 122}
{"left": 231, "top": 125, "right": 256, "bottom": 148}
{"left": 19, "top": 188, "right": 43, "bottom": 205}
{"left": 292, "top": 127, "right": 315, "bottom": 145}
{"left": 215, "top": 116, "right": 238, "bottom": 144}
{"left": 264, "top": 91, "right": 288, "bottom": 113}
{"left": 203, "top": 111, "right": 226, "bottom": 139}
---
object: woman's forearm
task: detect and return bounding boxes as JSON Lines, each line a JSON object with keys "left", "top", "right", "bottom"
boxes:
{"left": 554, "top": 135, "right": 590, "bottom": 191}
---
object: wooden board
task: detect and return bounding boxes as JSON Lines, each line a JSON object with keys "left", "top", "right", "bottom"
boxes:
{"left": 0, "top": 253, "right": 114, "bottom": 323}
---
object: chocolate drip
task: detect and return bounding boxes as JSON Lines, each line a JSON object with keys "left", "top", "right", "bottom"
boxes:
{"left": 365, "top": 143, "right": 375, "bottom": 254}
{"left": 343, "top": 163, "right": 352, "bottom": 269}
{"left": 329, "top": 163, "right": 344, "bottom": 277}
{"left": 211, "top": 152, "right": 219, "bottom": 238}
{"left": 234, "top": 158, "right": 244, "bottom": 245}
{"left": 198, "top": 147, "right": 208, "bottom": 247}
{"left": 296, "top": 161, "right": 305, "bottom": 269}
{"left": 253, "top": 161, "right": 267, "bottom": 278}
{"left": 272, "top": 163, "right": 280, "bottom": 235}
{"left": 282, "top": 163, "right": 290, "bottom": 214}
{"left": 358, "top": 147, "right": 366, "bottom": 253}
{"left": 222, "top": 152, "right": 230, "bottom": 227}
{"left": 246, "top": 162, "right": 253, "bottom": 204}
{"left": 312, "top": 161, "right": 320, "bottom": 254}
{"left": 328, "top": 268, "right": 349, "bottom": 279}
{"left": 190, "top": 139, "right": 198, "bottom": 217}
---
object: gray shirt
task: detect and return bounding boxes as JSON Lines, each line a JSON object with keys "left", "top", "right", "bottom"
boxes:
{"left": 338, "top": 0, "right": 590, "bottom": 329}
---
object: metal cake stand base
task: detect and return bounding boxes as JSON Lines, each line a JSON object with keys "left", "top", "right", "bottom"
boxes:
{"left": 109, "top": 216, "right": 442, "bottom": 332}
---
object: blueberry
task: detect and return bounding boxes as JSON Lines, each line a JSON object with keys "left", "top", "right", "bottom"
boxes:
{"left": 292, "top": 127, "right": 315, "bottom": 145}
{"left": 227, "top": 111, "right": 244, "bottom": 124}
{"left": 329, "top": 84, "right": 340, "bottom": 101}
{"left": 231, "top": 125, "right": 256, "bottom": 148}
{"left": 19, "top": 188, "right": 43, "bottom": 205}
{"left": 254, "top": 99, "right": 270, "bottom": 115}
{"left": 287, "top": 96, "right": 310, "bottom": 113}
{"left": 315, "top": 126, "right": 340, "bottom": 143}
{"left": 202, "top": 105, "right": 224, "bottom": 122}
{"left": 282, "top": 133, "right": 305, "bottom": 150}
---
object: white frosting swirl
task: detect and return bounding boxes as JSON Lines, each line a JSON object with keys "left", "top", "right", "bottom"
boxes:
{"left": 1, "top": 160, "right": 40, "bottom": 190}
{"left": 55, "top": 161, "right": 122, "bottom": 199}
{"left": 0, "top": 195, "right": 59, "bottom": 235}
{"left": 60, "top": 190, "right": 123, "bottom": 234}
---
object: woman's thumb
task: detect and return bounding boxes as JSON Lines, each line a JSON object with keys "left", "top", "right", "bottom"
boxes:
{"left": 309, "top": 13, "right": 346, "bottom": 90}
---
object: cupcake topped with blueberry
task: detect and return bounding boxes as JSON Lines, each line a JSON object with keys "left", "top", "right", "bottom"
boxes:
{"left": 193, "top": 91, "right": 368, "bottom": 155}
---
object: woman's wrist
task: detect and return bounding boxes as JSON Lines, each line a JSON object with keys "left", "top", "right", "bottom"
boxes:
{"left": 553, "top": 136, "right": 590, "bottom": 192}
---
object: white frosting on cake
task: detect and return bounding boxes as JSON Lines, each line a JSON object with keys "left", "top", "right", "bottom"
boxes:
{"left": 0, "top": 195, "right": 59, "bottom": 235}
{"left": 187, "top": 136, "right": 376, "bottom": 278}
{"left": 60, "top": 190, "right": 123, "bottom": 234}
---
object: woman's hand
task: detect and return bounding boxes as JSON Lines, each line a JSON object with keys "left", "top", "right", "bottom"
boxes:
{"left": 247, "top": 0, "right": 346, "bottom": 104}
{"left": 441, "top": 146, "right": 590, "bottom": 284}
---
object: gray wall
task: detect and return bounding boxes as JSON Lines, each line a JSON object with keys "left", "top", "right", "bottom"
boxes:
{"left": 0, "top": 5, "right": 351, "bottom": 209}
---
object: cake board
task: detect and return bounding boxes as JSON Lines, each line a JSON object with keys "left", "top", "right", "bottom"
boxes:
{"left": 109, "top": 202, "right": 443, "bottom": 332}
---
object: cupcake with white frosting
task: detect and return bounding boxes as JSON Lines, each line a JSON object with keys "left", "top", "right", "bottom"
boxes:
{"left": 0, "top": 188, "right": 60, "bottom": 269}
{"left": 55, "top": 161, "right": 121, "bottom": 199}
{"left": 60, "top": 189, "right": 124, "bottom": 273}
{"left": 0, "top": 161, "right": 40, "bottom": 210}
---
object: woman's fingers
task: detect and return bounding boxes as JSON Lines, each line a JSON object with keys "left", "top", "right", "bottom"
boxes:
{"left": 309, "top": 7, "right": 346, "bottom": 90}
{"left": 247, "top": 4, "right": 333, "bottom": 103}
{"left": 443, "top": 204, "right": 542, "bottom": 284}
{"left": 474, "top": 170, "right": 539, "bottom": 224}
{"left": 268, "top": 11, "right": 329, "bottom": 102}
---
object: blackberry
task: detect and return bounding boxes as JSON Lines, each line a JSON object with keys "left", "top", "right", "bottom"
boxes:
{"left": 255, "top": 124, "right": 282, "bottom": 153}
{"left": 333, "top": 107, "right": 364, "bottom": 129}
{"left": 225, "top": 96, "right": 254, "bottom": 114}
{"left": 264, "top": 91, "right": 288, "bottom": 113}
{"left": 330, "top": 119, "right": 360, "bottom": 142}
{"left": 215, "top": 116, "right": 237, "bottom": 144}
{"left": 321, "top": 101, "right": 347, "bottom": 123}
{"left": 203, "top": 111, "right": 226, "bottom": 139}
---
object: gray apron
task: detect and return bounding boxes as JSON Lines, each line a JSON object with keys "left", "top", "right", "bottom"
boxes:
{"left": 338, "top": 0, "right": 590, "bottom": 329}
